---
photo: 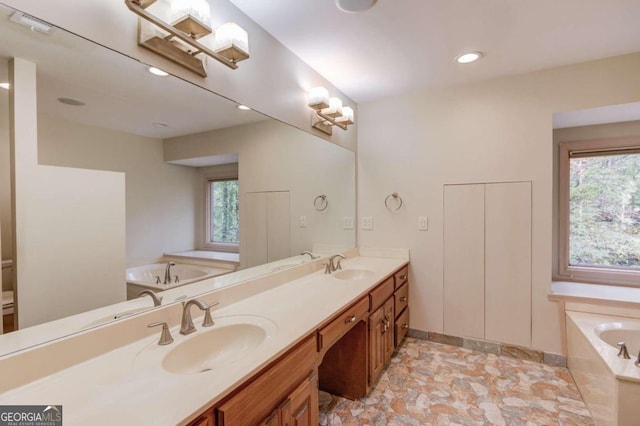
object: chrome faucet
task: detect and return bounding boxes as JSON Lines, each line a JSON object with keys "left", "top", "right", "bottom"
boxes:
{"left": 180, "top": 299, "right": 218, "bottom": 335}
{"left": 164, "top": 261, "right": 176, "bottom": 284}
{"left": 301, "top": 251, "right": 320, "bottom": 260}
{"left": 324, "top": 254, "right": 346, "bottom": 274}
{"left": 138, "top": 290, "right": 163, "bottom": 306}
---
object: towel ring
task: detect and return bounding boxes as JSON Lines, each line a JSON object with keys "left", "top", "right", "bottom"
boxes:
{"left": 314, "top": 194, "right": 329, "bottom": 211}
{"left": 384, "top": 192, "right": 403, "bottom": 212}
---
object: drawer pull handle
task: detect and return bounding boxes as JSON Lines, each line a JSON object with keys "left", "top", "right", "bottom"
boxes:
{"left": 402, "top": 323, "right": 409, "bottom": 329}
{"left": 344, "top": 315, "right": 356, "bottom": 324}
{"left": 399, "top": 296, "right": 407, "bottom": 302}
{"left": 399, "top": 275, "right": 407, "bottom": 280}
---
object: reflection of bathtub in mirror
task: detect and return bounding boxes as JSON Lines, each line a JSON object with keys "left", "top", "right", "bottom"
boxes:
{"left": 126, "top": 263, "right": 233, "bottom": 299}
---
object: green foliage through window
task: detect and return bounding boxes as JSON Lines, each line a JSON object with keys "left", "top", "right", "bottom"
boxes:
{"left": 569, "top": 153, "right": 640, "bottom": 269}
{"left": 210, "top": 180, "right": 239, "bottom": 244}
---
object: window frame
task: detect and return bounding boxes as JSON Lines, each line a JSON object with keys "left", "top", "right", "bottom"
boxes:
{"left": 204, "top": 176, "right": 239, "bottom": 253}
{"left": 558, "top": 137, "right": 640, "bottom": 286}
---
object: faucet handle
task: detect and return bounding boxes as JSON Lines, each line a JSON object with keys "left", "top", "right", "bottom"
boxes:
{"left": 323, "top": 263, "right": 332, "bottom": 274}
{"left": 618, "top": 341, "right": 631, "bottom": 359}
{"left": 148, "top": 321, "right": 174, "bottom": 345}
{"left": 201, "top": 302, "right": 219, "bottom": 327}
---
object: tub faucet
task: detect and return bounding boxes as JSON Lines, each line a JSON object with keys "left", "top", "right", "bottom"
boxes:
{"left": 138, "top": 290, "right": 163, "bottom": 307}
{"left": 617, "top": 342, "right": 631, "bottom": 359}
{"left": 164, "top": 261, "right": 176, "bottom": 284}
{"left": 180, "top": 298, "right": 218, "bottom": 335}
{"left": 301, "top": 251, "right": 319, "bottom": 260}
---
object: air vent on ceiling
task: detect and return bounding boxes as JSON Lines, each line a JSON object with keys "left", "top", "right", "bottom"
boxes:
{"left": 9, "top": 11, "right": 55, "bottom": 35}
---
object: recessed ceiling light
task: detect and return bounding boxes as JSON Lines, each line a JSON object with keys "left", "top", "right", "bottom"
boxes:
{"left": 237, "top": 105, "right": 251, "bottom": 111}
{"left": 147, "top": 67, "right": 169, "bottom": 77}
{"left": 153, "top": 122, "right": 169, "bottom": 128}
{"left": 0, "top": 83, "right": 9, "bottom": 90}
{"left": 456, "top": 52, "right": 483, "bottom": 64}
{"left": 57, "top": 97, "right": 86, "bottom": 106}
{"left": 335, "top": 0, "right": 377, "bottom": 13}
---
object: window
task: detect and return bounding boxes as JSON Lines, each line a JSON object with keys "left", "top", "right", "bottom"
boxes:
{"left": 558, "top": 138, "right": 640, "bottom": 285}
{"left": 205, "top": 178, "right": 239, "bottom": 252}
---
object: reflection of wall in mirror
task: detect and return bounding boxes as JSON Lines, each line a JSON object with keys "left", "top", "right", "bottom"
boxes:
{"left": 164, "top": 119, "right": 357, "bottom": 268}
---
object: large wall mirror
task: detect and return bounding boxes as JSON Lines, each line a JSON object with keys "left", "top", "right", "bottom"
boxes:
{"left": 0, "top": 3, "right": 355, "bottom": 355}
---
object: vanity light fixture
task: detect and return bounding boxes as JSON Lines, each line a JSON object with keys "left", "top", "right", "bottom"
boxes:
{"left": 0, "top": 83, "right": 9, "bottom": 90}
{"left": 237, "top": 104, "right": 251, "bottom": 111}
{"left": 308, "top": 86, "right": 355, "bottom": 135}
{"left": 9, "top": 11, "right": 55, "bottom": 35}
{"left": 147, "top": 66, "right": 169, "bottom": 76}
{"left": 124, "top": 0, "right": 250, "bottom": 77}
{"left": 456, "top": 51, "right": 483, "bottom": 64}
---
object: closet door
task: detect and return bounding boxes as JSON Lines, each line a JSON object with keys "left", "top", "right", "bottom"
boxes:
{"left": 443, "top": 184, "right": 485, "bottom": 339}
{"left": 484, "top": 182, "right": 531, "bottom": 347}
{"left": 266, "top": 191, "right": 290, "bottom": 263}
{"left": 244, "top": 192, "right": 268, "bottom": 268}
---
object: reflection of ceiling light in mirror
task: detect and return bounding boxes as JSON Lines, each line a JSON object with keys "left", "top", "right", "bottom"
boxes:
{"left": 456, "top": 51, "right": 483, "bottom": 64}
{"left": 335, "top": 0, "right": 377, "bottom": 13}
{"left": 147, "top": 66, "right": 169, "bottom": 77}
{"left": 153, "top": 122, "right": 169, "bottom": 128}
{"left": 57, "top": 97, "right": 86, "bottom": 106}
{"left": 0, "top": 83, "right": 9, "bottom": 90}
{"left": 237, "top": 105, "right": 251, "bottom": 111}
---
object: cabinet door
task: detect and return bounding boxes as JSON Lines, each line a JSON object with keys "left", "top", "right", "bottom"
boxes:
{"left": 485, "top": 182, "right": 531, "bottom": 347}
{"left": 368, "top": 306, "right": 385, "bottom": 385}
{"left": 282, "top": 372, "right": 318, "bottom": 426}
{"left": 383, "top": 297, "right": 395, "bottom": 364}
{"left": 444, "top": 184, "right": 485, "bottom": 339}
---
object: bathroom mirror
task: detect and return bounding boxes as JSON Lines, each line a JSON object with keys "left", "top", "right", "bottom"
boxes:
{"left": 0, "top": 3, "right": 355, "bottom": 356}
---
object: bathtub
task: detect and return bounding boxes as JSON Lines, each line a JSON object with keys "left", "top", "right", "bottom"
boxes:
{"left": 126, "top": 263, "right": 231, "bottom": 299}
{"left": 566, "top": 311, "right": 640, "bottom": 426}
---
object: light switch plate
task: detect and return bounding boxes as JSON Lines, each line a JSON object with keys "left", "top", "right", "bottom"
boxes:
{"left": 343, "top": 216, "right": 354, "bottom": 230}
{"left": 299, "top": 215, "right": 307, "bottom": 228}
{"left": 418, "top": 216, "right": 428, "bottom": 231}
{"left": 361, "top": 216, "right": 373, "bottom": 230}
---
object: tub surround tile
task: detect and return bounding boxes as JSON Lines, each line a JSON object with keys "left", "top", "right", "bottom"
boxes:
{"left": 320, "top": 337, "right": 593, "bottom": 425}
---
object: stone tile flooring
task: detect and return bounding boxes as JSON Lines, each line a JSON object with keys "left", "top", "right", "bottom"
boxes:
{"left": 319, "top": 337, "right": 593, "bottom": 425}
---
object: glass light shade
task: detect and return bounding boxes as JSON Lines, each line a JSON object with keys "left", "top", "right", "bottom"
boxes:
{"left": 336, "top": 106, "right": 354, "bottom": 124}
{"left": 308, "top": 86, "right": 329, "bottom": 108}
{"left": 170, "top": 0, "right": 211, "bottom": 24}
{"left": 215, "top": 22, "right": 249, "bottom": 54}
{"left": 321, "top": 97, "right": 343, "bottom": 118}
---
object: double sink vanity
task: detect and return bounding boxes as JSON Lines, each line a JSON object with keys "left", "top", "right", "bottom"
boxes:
{"left": 0, "top": 250, "right": 409, "bottom": 425}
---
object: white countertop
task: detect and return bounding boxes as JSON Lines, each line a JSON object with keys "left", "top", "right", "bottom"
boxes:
{"left": 0, "top": 255, "right": 408, "bottom": 425}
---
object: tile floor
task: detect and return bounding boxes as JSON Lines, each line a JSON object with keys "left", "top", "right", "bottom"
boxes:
{"left": 319, "top": 337, "right": 593, "bottom": 426}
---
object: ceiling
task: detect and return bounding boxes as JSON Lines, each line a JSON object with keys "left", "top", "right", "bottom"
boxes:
{"left": 0, "top": 5, "right": 266, "bottom": 139}
{"left": 231, "top": 0, "right": 640, "bottom": 103}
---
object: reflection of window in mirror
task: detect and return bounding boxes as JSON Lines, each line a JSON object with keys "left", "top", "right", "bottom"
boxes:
{"left": 206, "top": 178, "right": 239, "bottom": 252}
{"left": 558, "top": 138, "right": 640, "bottom": 285}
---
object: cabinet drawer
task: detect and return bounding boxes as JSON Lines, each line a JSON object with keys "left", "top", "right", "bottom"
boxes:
{"left": 369, "top": 277, "right": 394, "bottom": 312}
{"left": 217, "top": 335, "right": 317, "bottom": 426}
{"left": 394, "top": 266, "right": 408, "bottom": 289}
{"left": 395, "top": 307, "right": 409, "bottom": 347}
{"left": 394, "top": 282, "right": 408, "bottom": 317}
{"left": 318, "top": 297, "right": 369, "bottom": 352}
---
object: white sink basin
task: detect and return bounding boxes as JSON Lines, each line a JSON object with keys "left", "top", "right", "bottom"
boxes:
{"left": 333, "top": 268, "right": 375, "bottom": 281}
{"left": 135, "top": 315, "right": 278, "bottom": 375}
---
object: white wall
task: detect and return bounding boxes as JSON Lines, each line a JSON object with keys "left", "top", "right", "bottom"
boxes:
{"left": 37, "top": 115, "right": 200, "bottom": 264}
{"left": 10, "top": 58, "right": 126, "bottom": 327}
{"left": 165, "top": 119, "right": 356, "bottom": 267}
{"left": 357, "top": 53, "right": 640, "bottom": 354}
{"left": 1, "top": 0, "right": 357, "bottom": 152}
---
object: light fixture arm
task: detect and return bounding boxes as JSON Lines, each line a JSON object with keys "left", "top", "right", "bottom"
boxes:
{"left": 313, "top": 110, "right": 349, "bottom": 131}
{"left": 124, "top": 0, "right": 238, "bottom": 70}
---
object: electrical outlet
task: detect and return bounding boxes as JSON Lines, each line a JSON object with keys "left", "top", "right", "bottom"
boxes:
{"left": 299, "top": 215, "right": 307, "bottom": 228}
{"left": 361, "top": 216, "right": 374, "bottom": 230}
{"left": 418, "top": 216, "right": 428, "bottom": 231}
{"left": 343, "top": 216, "right": 354, "bottom": 230}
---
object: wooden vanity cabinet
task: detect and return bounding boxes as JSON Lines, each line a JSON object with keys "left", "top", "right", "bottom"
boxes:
{"left": 259, "top": 371, "right": 318, "bottom": 426}
{"left": 393, "top": 267, "right": 410, "bottom": 347}
{"left": 369, "top": 296, "right": 394, "bottom": 386}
